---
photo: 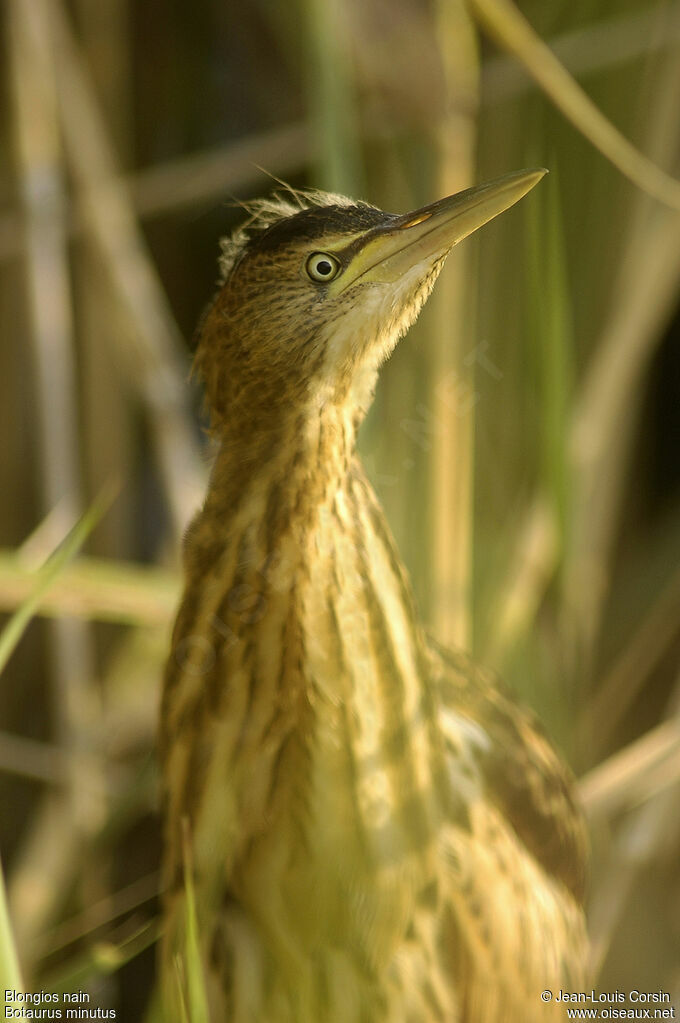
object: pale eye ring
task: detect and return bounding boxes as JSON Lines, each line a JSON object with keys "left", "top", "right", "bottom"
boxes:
{"left": 306, "top": 252, "right": 340, "bottom": 283}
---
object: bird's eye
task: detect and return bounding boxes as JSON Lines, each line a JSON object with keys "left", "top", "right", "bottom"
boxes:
{"left": 306, "top": 252, "right": 340, "bottom": 283}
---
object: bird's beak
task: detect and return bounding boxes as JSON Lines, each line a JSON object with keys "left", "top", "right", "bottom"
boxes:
{"left": 331, "top": 168, "right": 546, "bottom": 294}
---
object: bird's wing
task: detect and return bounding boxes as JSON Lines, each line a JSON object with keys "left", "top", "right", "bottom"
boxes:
{"left": 430, "top": 638, "right": 587, "bottom": 900}
{"left": 428, "top": 639, "right": 588, "bottom": 1018}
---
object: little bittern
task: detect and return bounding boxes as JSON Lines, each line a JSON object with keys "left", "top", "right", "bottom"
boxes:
{"left": 159, "top": 170, "right": 588, "bottom": 1022}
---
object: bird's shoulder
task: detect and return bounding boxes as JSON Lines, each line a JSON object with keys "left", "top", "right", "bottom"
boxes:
{"left": 428, "top": 638, "right": 587, "bottom": 903}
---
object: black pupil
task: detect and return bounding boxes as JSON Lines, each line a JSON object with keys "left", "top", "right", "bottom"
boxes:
{"left": 316, "top": 259, "right": 333, "bottom": 276}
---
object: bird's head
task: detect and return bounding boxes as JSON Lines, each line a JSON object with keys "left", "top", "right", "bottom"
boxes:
{"left": 196, "top": 169, "right": 545, "bottom": 438}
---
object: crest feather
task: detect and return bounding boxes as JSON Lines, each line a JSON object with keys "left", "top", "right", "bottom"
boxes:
{"left": 218, "top": 188, "right": 365, "bottom": 282}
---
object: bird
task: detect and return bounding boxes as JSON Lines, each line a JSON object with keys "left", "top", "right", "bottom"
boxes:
{"left": 158, "top": 169, "right": 588, "bottom": 1022}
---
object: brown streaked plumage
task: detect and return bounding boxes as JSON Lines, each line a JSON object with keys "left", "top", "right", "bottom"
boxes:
{"left": 159, "top": 171, "right": 588, "bottom": 1022}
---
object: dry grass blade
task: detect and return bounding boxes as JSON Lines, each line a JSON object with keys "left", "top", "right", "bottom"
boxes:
{"left": 1, "top": 489, "right": 113, "bottom": 963}
{"left": 7, "top": 0, "right": 98, "bottom": 857}
{"left": 580, "top": 718, "right": 680, "bottom": 820}
{"left": 484, "top": 496, "right": 558, "bottom": 664}
{"left": 9, "top": 746, "right": 157, "bottom": 968}
{"left": 132, "top": 123, "right": 311, "bottom": 219}
{"left": 38, "top": 873, "right": 159, "bottom": 960}
{"left": 0, "top": 123, "right": 311, "bottom": 264}
{"left": 568, "top": 201, "right": 680, "bottom": 655}
{"left": 588, "top": 796, "right": 674, "bottom": 976}
{"left": 47, "top": 0, "right": 204, "bottom": 539}
{"left": 482, "top": 7, "right": 680, "bottom": 104}
{"left": 7, "top": 0, "right": 81, "bottom": 517}
{"left": 0, "top": 493, "right": 114, "bottom": 676}
{"left": 40, "top": 919, "right": 160, "bottom": 996}
{"left": 586, "top": 560, "right": 680, "bottom": 750}
{"left": 0, "top": 729, "right": 133, "bottom": 791}
{"left": 0, "top": 551, "right": 178, "bottom": 627}
{"left": 9, "top": 797, "right": 82, "bottom": 977}
{"left": 0, "top": 864, "right": 23, "bottom": 999}
{"left": 470, "top": 0, "right": 680, "bottom": 210}
{"left": 584, "top": 706, "right": 680, "bottom": 974}
{"left": 0, "top": 731, "right": 74, "bottom": 786}
{"left": 424, "top": 0, "right": 481, "bottom": 649}
{"left": 563, "top": 30, "right": 680, "bottom": 665}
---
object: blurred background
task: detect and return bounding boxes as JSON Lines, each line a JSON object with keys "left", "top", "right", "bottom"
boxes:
{"left": 1, "top": 0, "right": 679, "bottom": 1017}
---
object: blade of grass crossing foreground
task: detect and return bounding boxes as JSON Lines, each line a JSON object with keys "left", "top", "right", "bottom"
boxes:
{"left": 470, "top": 0, "right": 680, "bottom": 211}
{"left": 0, "top": 862, "right": 23, "bottom": 996}
{"left": 0, "top": 486, "right": 116, "bottom": 675}
{"left": 40, "top": 921, "right": 158, "bottom": 996}
{"left": 178, "top": 831, "right": 209, "bottom": 1023}
{"left": 0, "top": 485, "right": 117, "bottom": 1007}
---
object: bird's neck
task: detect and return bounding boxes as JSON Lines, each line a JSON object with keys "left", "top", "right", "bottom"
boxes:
{"left": 191, "top": 390, "right": 437, "bottom": 784}
{"left": 161, "top": 392, "right": 447, "bottom": 965}
{"left": 217, "top": 397, "right": 359, "bottom": 517}
{"left": 170, "top": 398, "right": 372, "bottom": 698}
{"left": 167, "top": 389, "right": 434, "bottom": 772}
